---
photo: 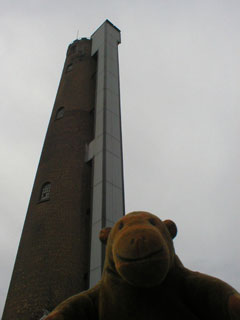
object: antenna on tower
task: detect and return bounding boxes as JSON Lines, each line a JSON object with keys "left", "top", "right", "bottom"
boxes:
{"left": 76, "top": 29, "right": 79, "bottom": 40}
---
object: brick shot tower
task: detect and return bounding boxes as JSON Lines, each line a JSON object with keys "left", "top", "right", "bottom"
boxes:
{"left": 2, "top": 20, "right": 125, "bottom": 320}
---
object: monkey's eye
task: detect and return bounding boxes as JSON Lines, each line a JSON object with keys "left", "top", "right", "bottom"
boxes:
{"left": 149, "top": 218, "right": 156, "bottom": 226}
{"left": 118, "top": 222, "right": 124, "bottom": 230}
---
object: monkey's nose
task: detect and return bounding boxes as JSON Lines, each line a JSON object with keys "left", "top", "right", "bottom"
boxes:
{"left": 130, "top": 235, "right": 146, "bottom": 245}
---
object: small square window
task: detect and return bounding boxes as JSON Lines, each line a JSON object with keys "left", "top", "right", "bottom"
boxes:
{"left": 55, "top": 107, "right": 64, "bottom": 120}
{"left": 66, "top": 64, "right": 73, "bottom": 72}
{"left": 40, "top": 182, "right": 51, "bottom": 201}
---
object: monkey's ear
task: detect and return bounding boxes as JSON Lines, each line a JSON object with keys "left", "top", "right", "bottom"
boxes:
{"left": 99, "top": 227, "right": 112, "bottom": 244}
{"left": 164, "top": 220, "right": 177, "bottom": 239}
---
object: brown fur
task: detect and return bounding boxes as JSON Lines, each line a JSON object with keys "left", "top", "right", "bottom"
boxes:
{"left": 45, "top": 211, "right": 240, "bottom": 320}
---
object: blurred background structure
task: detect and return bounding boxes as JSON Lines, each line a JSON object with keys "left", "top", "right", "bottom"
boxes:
{"left": 2, "top": 20, "right": 124, "bottom": 320}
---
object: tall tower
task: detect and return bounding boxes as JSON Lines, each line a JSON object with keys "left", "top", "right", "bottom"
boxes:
{"left": 2, "top": 20, "right": 124, "bottom": 320}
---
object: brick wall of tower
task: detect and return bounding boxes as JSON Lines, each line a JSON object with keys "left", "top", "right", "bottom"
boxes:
{"left": 2, "top": 39, "right": 97, "bottom": 320}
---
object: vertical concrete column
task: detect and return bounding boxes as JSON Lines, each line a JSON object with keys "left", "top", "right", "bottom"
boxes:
{"left": 89, "top": 20, "right": 125, "bottom": 286}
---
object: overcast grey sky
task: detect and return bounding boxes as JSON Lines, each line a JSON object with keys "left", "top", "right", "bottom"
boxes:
{"left": 1, "top": 0, "right": 240, "bottom": 316}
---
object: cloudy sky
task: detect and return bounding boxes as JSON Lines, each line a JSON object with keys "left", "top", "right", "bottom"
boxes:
{"left": 1, "top": 0, "right": 240, "bottom": 316}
